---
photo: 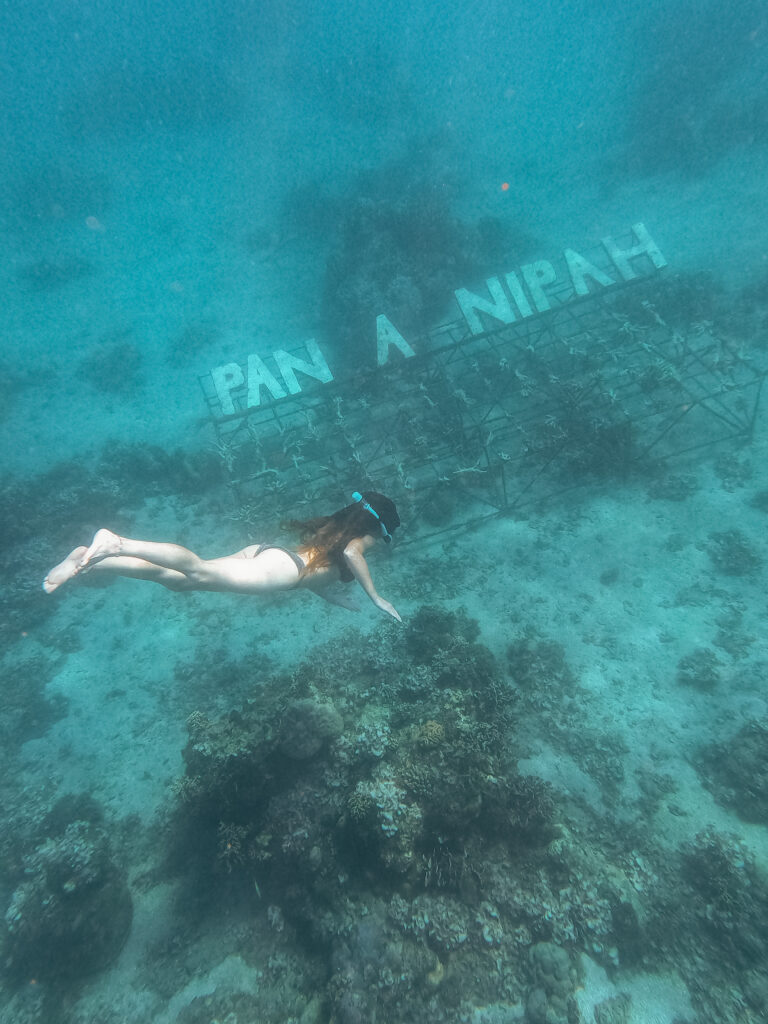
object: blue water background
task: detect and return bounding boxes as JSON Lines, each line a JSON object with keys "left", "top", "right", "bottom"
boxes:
{"left": 5, "top": 0, "right": 764, "bottom": 473}
{"left": 1, "top": 1, "right": 768, "bottom": 1018}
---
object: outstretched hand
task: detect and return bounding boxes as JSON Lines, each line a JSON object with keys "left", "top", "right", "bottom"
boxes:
{"left": 375, "top": 597, "right": 402, "bottom": 622}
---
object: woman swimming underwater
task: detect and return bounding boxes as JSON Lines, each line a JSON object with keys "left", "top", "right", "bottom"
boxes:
{"left": 43, "top": 491, "right": 402, "bottom": 621}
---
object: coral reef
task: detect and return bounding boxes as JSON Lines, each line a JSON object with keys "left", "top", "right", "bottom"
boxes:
{"left": 640, "top": 825, "right": 768, "bottom": 1022}
{"left": 697, "top": 717, "right": 768, "bottom": 823}
{"left": 526, "top": 941, "right": 578, "bottom": 1024}
{"left": 707, "top": 528, "right": 762, "bottom": 576}
{"left": 1, "top": 799, "right": 132, "bottom": 985}
{"left": 506, "top": 635, "right": 577, "bottom": 696}
{"left": 675, "top": 647, "right": 722, "bottom": 691}
{"left": 165, "top": 609, "right": 665, "bottom": 1022}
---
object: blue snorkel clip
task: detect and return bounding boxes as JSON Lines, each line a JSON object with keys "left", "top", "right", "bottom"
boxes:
{"left": 352, "top": 491, "right": 392, "bottom": 543}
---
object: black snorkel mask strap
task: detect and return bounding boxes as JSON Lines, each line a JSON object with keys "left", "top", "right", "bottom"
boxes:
{"left": 352, "top": 491, "right": 392, "bottom": 543}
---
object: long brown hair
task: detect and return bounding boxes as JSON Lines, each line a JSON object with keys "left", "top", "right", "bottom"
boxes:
{"left": 287, "top": 492, "right": 400, "bottom": 578}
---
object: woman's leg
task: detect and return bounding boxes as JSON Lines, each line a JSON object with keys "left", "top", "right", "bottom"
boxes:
{"left": 43, "top": 540, "right": 193, "bottom": 594}
{"left": 43, "top": 547, "right": 88, "bottom": 593}
{"left": 78, "top": 529, "right": 206, "bottom": 576}
{"left": 45, "top": 529, "right": 302, "bottom": 595}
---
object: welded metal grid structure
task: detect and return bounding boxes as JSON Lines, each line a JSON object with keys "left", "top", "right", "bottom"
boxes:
{"left": 199, "top": 257, "right": 765, "bottom": 540}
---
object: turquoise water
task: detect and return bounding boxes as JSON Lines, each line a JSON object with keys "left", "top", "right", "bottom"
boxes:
{"left": 2, "top": 2, "right": 768, "bottom": 1022}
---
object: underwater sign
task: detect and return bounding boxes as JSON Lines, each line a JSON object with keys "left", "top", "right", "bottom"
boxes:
{"left": 200, "top": 222, "right": 763, "bottom": 540}
{"left": 206, "top": 222, "right": 667, "bottom": 417}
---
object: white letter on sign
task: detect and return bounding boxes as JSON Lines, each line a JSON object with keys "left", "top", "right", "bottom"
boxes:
{"left": 455, "top": 277, "right": 517, "bottom": 335}
{"left": 246, "top": 354, "right": 286, "bottom": 408}
{"left": 274, "top": 339, "right": 334, "bottom": 394}
{"left": 564, "top": 249, "right": 615, "bottom": 295}
{"left": 377, "top": 315, "right": 416, "bottom": 366}
{"left": 521, "top": 261, "right": 558, "bottom": 313}
{"left": 603, "top": 222, "right": 667, "bottom": 281}
{"left": 211, "top": 362, "right": 244, "bottom": 416}
{"left": 504, "top": 271, "right": 533, "bottom": 319}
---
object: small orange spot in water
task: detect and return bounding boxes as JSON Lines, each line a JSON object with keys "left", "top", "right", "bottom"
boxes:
{"left": 500, "top": 182, "right": 510, "bottom": 191}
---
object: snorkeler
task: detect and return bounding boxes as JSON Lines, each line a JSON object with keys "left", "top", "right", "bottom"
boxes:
{"left": 42, "top": 491, "right": 402, "bottom": 621}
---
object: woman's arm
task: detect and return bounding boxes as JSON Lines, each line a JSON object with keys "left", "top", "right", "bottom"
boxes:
{"left": 343, "top": 536, "right": 402, "bottom": 622}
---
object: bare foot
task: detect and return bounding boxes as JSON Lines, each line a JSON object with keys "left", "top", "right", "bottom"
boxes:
{"left": 79, "top": 528, "right": 123, "bottom": 571}
{"left": 43, "top": 546, "right": 88, "bottom": 594}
